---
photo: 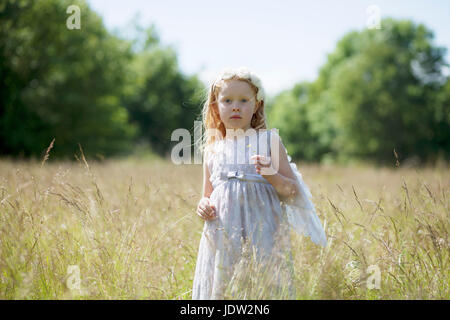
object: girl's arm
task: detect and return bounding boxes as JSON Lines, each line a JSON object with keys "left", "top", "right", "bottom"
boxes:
{"left": 252, "top": 135, "right": 299, "bottom": 200}
{"left": 202, "top": 150, "right": 214, "bottom": 198}
{"left": 196, "top": 149, "right": 216, "bottom": 220}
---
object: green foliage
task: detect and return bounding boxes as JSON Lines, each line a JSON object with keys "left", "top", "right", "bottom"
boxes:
{"left": 268, "top": 82, "right": 326, "bottom": 161}
{"left": 0, "top": 0, "right": 205, "bottom": 160}
{"left": 327, "top": 19, "right": 449, "bottom": 164}
{"left": 120, "top": 28, "right": 205, "bottom": 155}
{"left": 2, "top": 6, "right": 448, "bottom": 164}
{"left": 0, "top": 0, "right": 139, "bottom": 159}
{"left": 270, "top": 18, "right": 449, "bottom": 165}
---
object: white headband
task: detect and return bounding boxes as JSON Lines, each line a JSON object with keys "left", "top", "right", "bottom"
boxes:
{"left": 213, "top": 67, "right": 265, "bottom": 102}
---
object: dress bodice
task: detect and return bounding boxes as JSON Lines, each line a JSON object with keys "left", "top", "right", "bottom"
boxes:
{"left": 206, "top": 129, "right": 274, "bottom": 189}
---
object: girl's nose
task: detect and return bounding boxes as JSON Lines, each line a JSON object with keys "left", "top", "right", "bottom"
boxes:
{"left": 232, "top": 107, "right": 240, "bottom": 112}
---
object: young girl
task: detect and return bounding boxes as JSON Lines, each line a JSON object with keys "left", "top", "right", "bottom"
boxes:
{"left": 192, "top": 67, "right": 327, "bottom": 300}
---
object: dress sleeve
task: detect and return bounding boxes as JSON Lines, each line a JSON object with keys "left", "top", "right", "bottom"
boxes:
{"left": 271, "top": 129, "right": 328, "bottom": 247}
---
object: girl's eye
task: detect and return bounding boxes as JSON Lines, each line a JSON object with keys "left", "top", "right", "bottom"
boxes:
{"left": 223, "top": 98, "right": 247, "bottom": 103}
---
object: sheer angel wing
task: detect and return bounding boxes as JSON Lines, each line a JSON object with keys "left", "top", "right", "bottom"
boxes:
{"left": 282, "top": 153, "right": 328, "bottom": 248}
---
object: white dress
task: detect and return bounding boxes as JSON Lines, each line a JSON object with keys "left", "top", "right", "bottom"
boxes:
{"left": 192, "top": 129, "right": 327, "bottom": 300}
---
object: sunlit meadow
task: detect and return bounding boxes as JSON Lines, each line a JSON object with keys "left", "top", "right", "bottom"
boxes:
{"left": 0, "top": 148, "right": 448, "bottom": 299}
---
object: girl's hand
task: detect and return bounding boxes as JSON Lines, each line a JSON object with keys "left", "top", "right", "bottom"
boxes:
{"left": 196, "top": 197, "right": 217, "bottom": 221}
{"left": 251, "top": 155, "right": 277, "bottom": 176}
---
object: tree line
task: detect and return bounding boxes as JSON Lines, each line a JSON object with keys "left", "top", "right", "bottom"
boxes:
{"left": 0, "top": 0, "right": 204, "bottom": 161}
{"left": 268, "top": 18, "right": 449, "bottom": 165}
{"left": 1, "top": 1, "right": 448, "bottom": 165}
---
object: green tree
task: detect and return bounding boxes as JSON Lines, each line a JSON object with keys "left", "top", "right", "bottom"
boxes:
{"left": 268, "top": 82, "right": 324, "bottom": 161}
{"left": 121, "top": 25, "right": 205, "bottom": 155}
{"left": 272, "top": 18, "right": 449, "bottom": 165}
{"left": 328, "top": 20, "right": 448, "bottom": 164}
{"left": 0, "top": 0, "right": 137, "bottom": 159}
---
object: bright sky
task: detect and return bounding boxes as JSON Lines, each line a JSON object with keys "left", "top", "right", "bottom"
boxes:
{"left": 87, "top": 0, "right": 450, "bottom": 97}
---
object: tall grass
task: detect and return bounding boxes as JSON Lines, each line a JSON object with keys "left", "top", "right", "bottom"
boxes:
{"left": 0, "top": 151, "right": 448, "bottom": 299}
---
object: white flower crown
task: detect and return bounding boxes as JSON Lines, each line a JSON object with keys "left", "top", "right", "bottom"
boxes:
{"left": 213, "top": 67, "right": 265, "bottom": 102}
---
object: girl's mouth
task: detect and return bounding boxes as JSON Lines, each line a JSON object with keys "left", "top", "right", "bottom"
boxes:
{"left": 230, "top": 115, "right": 242, "bottom": 119}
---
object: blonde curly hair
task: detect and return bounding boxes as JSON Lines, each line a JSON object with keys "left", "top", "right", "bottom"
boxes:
{"left": 199, "top": 67, "right": 267, "bottom": 152}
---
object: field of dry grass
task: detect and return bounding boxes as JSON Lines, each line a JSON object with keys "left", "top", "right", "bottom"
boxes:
{"left": 0, "top": 154, "right": 448, "bottom": 299}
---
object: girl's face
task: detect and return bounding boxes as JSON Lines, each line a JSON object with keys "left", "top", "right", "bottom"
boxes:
{"left": 216, "top": 79, "right": 258, "bottom": 131}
